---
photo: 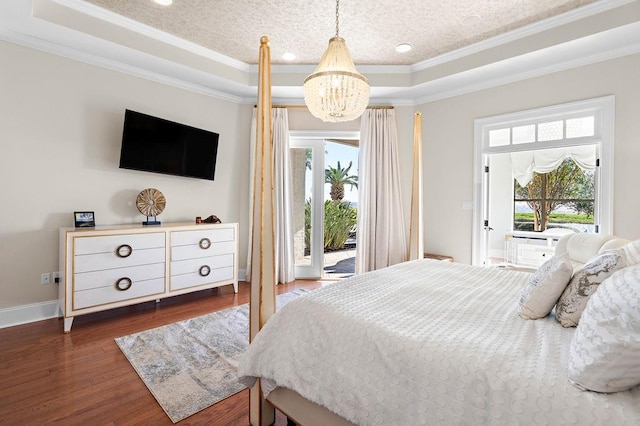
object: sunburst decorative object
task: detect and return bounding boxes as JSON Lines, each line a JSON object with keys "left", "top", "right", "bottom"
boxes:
{"left": 136, "top": 188, "right": 166, "bottom": 225}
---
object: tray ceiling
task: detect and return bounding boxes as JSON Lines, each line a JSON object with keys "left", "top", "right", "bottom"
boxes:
{"left": 1, "top": 0, "right": 639, "bottom": 103}
{"left": 84, "top": 0, "right": 598, "bottom": 65}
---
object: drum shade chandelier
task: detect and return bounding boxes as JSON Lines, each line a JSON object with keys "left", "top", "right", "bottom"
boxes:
{"left": 303, "top": 0, "right": 370, "bottom": 122}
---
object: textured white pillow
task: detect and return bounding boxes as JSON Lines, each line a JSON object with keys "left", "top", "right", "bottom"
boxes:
{"left": 518, "top": 254, "right": 572, "bottom": 320}
{"left": 555, "top": 250, "right": 625, "bottom": 327}
{"left": 622, "top": 239, "right": 640, "bottom": 265}
{"left": 567, "top": 265, "right": 640, "bottom": 393}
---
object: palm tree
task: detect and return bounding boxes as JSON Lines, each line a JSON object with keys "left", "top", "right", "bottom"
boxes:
{"left": 325, "top": 161, "right": 358, "bottom": 201}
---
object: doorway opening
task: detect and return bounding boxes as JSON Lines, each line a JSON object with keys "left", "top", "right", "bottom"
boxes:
{"left": 290, "top": 131, "right": 360, "bottom": 279}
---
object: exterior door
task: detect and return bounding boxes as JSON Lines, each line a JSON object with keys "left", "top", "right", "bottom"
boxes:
{"left": 290, "top": 139, "right": 324, "bottom": 279}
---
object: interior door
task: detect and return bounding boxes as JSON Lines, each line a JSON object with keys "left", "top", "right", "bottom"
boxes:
{"left": 290, "top": 139, "right": 324, "bottom": 279}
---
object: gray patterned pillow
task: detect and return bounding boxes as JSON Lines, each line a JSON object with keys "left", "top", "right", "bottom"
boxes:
{"left": 518, "top": 254, "right": 572, "bottom": 320}
{"left": 568, "top": 265, "right": 640, "bottom": 393}
{"left": 555, "top": 250, "right": 625, "bottom": 327}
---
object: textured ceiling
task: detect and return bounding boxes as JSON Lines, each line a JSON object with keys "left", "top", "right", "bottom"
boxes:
{"left": 83, "top": 0, "right": 598, "bottom": 65}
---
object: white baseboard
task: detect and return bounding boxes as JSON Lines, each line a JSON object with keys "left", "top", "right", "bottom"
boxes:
{"left": 0, "top": 300, "right": 60, "bottom": 329}
{"left": 1, "top": 272, "right": 250, "bottom": 330}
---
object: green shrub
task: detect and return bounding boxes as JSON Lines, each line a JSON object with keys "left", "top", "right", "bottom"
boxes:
{"left": 514, "top": 212, "right": 594, "bottom": 225}
{"left": 304, "top": 199, "right": 357, "bottom": 252}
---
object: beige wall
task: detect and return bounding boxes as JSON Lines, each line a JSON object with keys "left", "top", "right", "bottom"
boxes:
{"left": 419, "top": 53, "right": 640, "bottom": 264}
{"left": 0, "top": 41, "right": 252, "bottom": 309}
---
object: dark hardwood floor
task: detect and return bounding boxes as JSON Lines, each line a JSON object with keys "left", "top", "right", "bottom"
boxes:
{"left": 0, "top": 280, "right": 326, "bottom": 425}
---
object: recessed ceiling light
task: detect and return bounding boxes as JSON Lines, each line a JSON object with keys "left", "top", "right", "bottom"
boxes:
{"left": 282, "top": 52, "right": 296, "bottom": 61}
{"left": 462, "top": 14, "right": 481, "bottom": 26}
{"left": 154, "top": 0, "right": 173, "bottom": 5}
{"left": 395, "top": 43, "right": 412, "bottom": 53}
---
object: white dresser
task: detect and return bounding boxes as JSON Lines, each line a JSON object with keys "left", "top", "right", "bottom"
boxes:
{"left": 59, "top": 222, "right": 238, "bottom": 332}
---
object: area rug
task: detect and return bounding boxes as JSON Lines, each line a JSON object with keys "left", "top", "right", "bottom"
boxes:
{"left": 115, "top": 290, "right": 307, "bottom": 423}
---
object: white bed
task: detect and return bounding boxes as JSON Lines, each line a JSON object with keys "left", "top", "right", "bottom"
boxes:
{"left": 238, "top": 244, "right": 640, "bottom": 425}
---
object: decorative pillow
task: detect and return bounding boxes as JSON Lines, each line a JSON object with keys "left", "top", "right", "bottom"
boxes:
{"left": 622, "top": 239, "right": 640, "bottom": 265}
{"left": 555, "top": 250, "right": 626, "bottom": 327}
{"left": 567, "top": 265, "right": 640, "bottom": 393}
{"left": 518, "top": 254, "right": 572, "bottom": 320}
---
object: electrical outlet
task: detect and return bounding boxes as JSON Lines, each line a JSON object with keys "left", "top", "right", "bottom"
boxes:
{"left": 53, "top": 271, "right": 60, "bottom": 284}
{"left": 41, "top": 273, "right": 51, "bottom": 285}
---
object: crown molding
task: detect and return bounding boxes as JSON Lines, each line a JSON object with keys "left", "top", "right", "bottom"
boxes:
{"left": 52, "top": 0, "right": 251, "bottom": 72}
{"left": 413, "top": 22, "right": 640, "bottom": 105}
{"left": 411, "top": 0, "right": 637, "bottom": 72}
{"left": 0, "top": 27, "right": 248, "bottom": 103}
{"left": 2, "top": 0, "right": 638, "bottom": 108}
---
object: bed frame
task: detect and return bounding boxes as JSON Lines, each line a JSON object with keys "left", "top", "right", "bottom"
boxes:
{"left": 267, "top": 387, "right": 355, "bottom": 426}
{"left": 248, "top": 36, "right": 423, "bottom": 426}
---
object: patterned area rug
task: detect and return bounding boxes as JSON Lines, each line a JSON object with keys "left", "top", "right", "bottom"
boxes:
{"left": 115, "top": 290, "right": 306, "bottom": 423}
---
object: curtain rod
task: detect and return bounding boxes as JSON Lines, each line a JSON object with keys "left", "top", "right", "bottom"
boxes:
{"left": 253, "top": 105, "right": 394, "bottom": 109}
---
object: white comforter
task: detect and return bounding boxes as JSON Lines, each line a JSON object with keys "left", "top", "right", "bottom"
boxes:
{"left": 238, "top": 259, "right": 640, "bottom": 425}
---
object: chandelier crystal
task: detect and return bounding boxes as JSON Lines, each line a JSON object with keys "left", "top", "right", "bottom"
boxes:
{"left": 303, "top": 0, "right": 369, "bottom": 122}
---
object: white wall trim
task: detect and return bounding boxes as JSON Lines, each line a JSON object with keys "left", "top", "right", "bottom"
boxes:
{"left": 0, "top": 300, "right": 60, "bottom": 330}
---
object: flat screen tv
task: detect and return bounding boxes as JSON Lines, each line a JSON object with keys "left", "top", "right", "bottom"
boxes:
{"left": 119, "top": 109, "right": 219, "bottom": 181}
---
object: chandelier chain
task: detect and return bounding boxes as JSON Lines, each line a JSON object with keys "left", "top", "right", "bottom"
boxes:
{"left": 335, "top": 0, "right": 340, "bottom": 37}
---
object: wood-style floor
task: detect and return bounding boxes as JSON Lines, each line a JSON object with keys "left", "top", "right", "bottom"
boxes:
{"left": 0, "top": 280, "right": 326, "bottom": 425}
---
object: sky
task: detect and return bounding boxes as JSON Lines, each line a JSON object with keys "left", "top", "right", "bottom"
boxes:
{"left": 323, "top": 141, "right": 359, "bottom": 203}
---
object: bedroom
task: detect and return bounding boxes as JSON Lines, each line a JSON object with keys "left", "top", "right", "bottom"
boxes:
{"left": 1, "top": 0, "right": 639, "bottom": 424}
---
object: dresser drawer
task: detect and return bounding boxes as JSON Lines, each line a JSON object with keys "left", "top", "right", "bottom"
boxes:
{"left": 74, "top": 277, "right": 165, "bottom": 310}
{"left": 171, "top": 254, "right": 235, "bottom": 291}
{"left": 74, "top": 247, "right": 165, "bottom": 273}
{"left": 74, "top": 263, "right": 165, "bottom": 292}
{"left": 171, "top": 228, "right": 235, "bottom": 247}
{"left": 74, "top": 232, "right": 165, "bottom": 255}
{"left": 171, "top": 240, "right": 235, "bottom": 261}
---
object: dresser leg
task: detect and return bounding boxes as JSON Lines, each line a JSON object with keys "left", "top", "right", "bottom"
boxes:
{"left": 233, "top": 282, "right": 238, "bottom": 293}
{"left": 63, "top": 317, "right": 74, "bottom": 333}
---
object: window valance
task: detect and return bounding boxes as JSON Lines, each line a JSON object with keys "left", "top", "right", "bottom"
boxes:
{"left": 510, "top": 145, "right": 596, "bottom": 187}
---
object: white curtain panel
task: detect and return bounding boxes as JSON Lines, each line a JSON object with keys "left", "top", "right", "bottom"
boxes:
{"left": 356, "top": 109, "right": 408, "bottom": 273}
{"left": 246, "top": 108, "right": 295, "bottom": 284}
{"left": 272, "top": 108, "right": 295, "bottom": 283}
{"left": 511, "top": 145, "right": 596, "bottom": 187}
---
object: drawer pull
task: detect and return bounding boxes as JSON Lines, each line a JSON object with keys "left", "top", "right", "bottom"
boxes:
{"left": 199, "top": 238, "right": 211, "bottom": 250}
{"left": 115, "top": 277, "right": 132, "bottom": 291}
{"left": 199, "top": 265, "right": 211, "bottom": 277}
{"left": 116, "top": 244, "right": 133, "bottom": 258}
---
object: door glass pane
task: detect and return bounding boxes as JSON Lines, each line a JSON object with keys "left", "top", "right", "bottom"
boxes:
{"left": 291, "top": 147, "right": 312, "bottom": 267}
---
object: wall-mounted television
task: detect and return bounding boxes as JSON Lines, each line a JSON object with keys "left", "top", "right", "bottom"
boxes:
{"left": 119, "top": 109, "right": 219, "bottom": 181}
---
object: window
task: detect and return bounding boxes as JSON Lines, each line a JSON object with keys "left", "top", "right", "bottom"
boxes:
{"left": 473, "top": 96, "right": 614, "bottom": 267}
{"left": 488, "top": 116, "right": 596, "bottom": 147}
{"left": 514, "top": 158, "right": 595, "bottom": 233}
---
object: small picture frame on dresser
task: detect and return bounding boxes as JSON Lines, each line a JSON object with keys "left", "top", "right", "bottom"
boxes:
{"left": 74, "top": 211, "right": 95, "bottom": 228}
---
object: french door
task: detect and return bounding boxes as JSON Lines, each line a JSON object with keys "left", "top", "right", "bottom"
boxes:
{"left": 290, "top": 139, "right": 324, "bottom": 278}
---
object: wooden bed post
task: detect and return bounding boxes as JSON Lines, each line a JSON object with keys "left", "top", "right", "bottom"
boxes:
{"left": 409, "top": 111, "right": 424, "bottom": 260}
{"left": 249, "top": 36, "right": 277, "bottom": 426}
